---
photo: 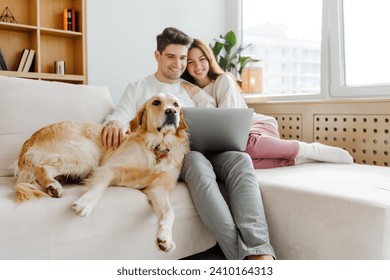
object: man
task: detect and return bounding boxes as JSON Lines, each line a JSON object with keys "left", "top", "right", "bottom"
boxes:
{"left": 102, "top": 27, "right": 275, "bottom": 260}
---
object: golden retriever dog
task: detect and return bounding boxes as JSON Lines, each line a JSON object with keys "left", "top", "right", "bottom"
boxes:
{"left": 14, "top": 93, "right": 189, "bottom": 252}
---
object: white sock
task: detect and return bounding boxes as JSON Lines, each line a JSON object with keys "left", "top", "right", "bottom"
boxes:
{"left": 294, "top": 157, "right": 316, "bottom": 165}
{"left": 296, "top": 142, "right": 354, "bottom": 164}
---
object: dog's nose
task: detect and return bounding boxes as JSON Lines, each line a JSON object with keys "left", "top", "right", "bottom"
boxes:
{"left": 164, "top": 108, "right": 177, "bottom": 125}
{"left": 165, "top": 108, "right": 175, "bottom": 115}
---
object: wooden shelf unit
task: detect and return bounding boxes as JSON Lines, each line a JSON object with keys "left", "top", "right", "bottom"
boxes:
{"left": 0, "top": 0, "right": 87, "bottom": 84}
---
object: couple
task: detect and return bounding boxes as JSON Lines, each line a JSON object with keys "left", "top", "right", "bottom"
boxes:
{"left": 102, "top": 27, "right": 353, "bottom": 260}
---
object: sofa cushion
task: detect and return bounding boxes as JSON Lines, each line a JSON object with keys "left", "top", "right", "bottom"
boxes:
{"left": 0, "top": 76, "right": 115, "bottom": 176}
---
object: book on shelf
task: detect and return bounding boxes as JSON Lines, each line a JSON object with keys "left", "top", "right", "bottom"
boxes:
{"left": 67, "top": 8, "right": 72, "bottom": 30}
{"left": 71, "top": 7, "right": 76, "bottom": 32}
{"left": 63, "top": 8, "right": 68, "bottom": 31}
{"left": 17, "top": 49, "right": 29, "bottom": 72}
{"left": 22, "top": 49, "right": 35, "bottom": 72}
{"left": 0, "top": 48, "right": 8, "bottom": 70}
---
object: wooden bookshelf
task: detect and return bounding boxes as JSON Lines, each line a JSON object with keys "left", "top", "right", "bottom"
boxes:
{"left": 0, "top": 0, "right": 87, "bottom": 84}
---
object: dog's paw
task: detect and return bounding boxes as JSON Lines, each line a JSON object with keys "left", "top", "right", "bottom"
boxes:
{"left": 157, "top": 237, "right": 176, "bottom": 253}
{"left": 46, "top": 181, "right": 64, "bottom": 198}
{"left": 72, "top": 194, "right": 97, "bottom": 217}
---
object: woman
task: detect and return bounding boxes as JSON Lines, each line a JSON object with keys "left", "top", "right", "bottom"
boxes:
{"left": 181, "top": 39, "right": 354, "bottom": 168}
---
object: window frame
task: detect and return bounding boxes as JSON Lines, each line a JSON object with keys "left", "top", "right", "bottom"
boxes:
{"left": 234, "top": 0, "right": 390, "bottom": 101}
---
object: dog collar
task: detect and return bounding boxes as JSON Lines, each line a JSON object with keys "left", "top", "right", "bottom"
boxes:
{"left": 154, "top": 145, "right": 169, "bottom": 162}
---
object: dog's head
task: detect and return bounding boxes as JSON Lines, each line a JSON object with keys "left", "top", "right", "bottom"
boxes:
{"left": 130, "top": 93, "right": 187, "bottom": 133}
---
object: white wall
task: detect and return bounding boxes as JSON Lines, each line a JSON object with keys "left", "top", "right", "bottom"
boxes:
{"left": 87, "top": 0, "right": 230, "bottom": 104}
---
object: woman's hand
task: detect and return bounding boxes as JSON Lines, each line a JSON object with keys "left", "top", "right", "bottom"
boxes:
{"left": 181, "top": 81, "right": 201, "bottom": 98}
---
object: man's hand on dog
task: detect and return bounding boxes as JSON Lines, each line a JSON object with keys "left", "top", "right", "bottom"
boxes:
{"left": 102, "top": 120, "right": 129, "bottom": 149}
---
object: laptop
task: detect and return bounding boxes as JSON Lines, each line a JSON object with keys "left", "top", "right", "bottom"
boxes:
{"left": 182, "top": 107, "right": 254, "bottom": 152}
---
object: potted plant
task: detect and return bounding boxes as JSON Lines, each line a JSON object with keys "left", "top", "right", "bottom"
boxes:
{"left": 210, "top": 30, "right": 260, "bottom": 79}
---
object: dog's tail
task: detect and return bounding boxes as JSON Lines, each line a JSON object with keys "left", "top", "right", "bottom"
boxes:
{"left": 15, "top": 182, "right": 48, "bottom": 202}
{"left": 14, "top": 168, "right": 48, "bottom": 202}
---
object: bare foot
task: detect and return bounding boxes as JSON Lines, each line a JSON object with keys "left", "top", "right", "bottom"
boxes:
{"left": 248, "top": 254, "right": 274, "bottom": 260}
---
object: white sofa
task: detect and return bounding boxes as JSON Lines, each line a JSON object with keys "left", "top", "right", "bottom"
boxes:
{"left": 1, "top": 76, "right": 390, "bottom": 260}
{"left": 0, "top": 76, "right": 216, "bottom": 259}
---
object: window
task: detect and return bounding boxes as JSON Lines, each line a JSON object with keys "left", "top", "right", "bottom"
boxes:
{"left": 241, "top": 0, "right": 323, "bottom": 97}
{"left": 330, "top": 0, "right": 390, "bottom": 97}
{"left": 343, "top": 0, "right": 390, "bottom": 86}
{"left": 240, "top": 0, "right": 390, "bottom": 99}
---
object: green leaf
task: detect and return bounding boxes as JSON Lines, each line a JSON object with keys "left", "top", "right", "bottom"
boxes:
{"left": 239, "top": 56, "right": 252, "bottom": 68}
{"left": 212, "top": 42, "right": 224, "bottom": 57}
{"left": 224, "top": 31, "right": 236, "bottom": 55}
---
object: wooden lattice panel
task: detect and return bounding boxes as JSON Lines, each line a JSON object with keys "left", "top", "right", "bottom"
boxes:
{"left": 273, "top": 114, "right": 302, "bottom": 140}
{"left": 314, "top": 115, "right": 390, "bottom": 166}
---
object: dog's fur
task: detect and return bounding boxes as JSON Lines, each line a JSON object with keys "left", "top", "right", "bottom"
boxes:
{"left": 14, "top": 93, "right": 190, "bottom": 252}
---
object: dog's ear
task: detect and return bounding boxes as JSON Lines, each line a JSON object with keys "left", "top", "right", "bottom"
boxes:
{"left": 178, "top": 110, "right": 188, "bottom": 130}
{"left": 130, "top": 104, "right": 147, "bottom": 131}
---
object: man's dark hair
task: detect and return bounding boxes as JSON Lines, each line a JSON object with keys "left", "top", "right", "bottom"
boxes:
{"left": 156, "top": 27, "right": 193, "bottom": 53}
